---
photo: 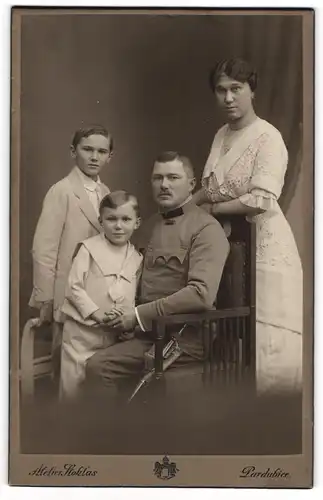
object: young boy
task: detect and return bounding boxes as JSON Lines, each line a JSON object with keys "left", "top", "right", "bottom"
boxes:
{"left": 59, "top": 191, "right": 143, "bottom": 399}
{"left": 29, "top": 125, "right": 112, "bottom": 376}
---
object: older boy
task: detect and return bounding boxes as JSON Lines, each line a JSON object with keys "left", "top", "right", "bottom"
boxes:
{"left": 29, "top": 125, "right": 113, "bottom": 373}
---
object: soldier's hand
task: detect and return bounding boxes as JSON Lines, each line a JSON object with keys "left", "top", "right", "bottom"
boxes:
{"left": 105, "top": 309, "right": 137, "bottom": 332}
{"left": 39, "top": 301, "right": 53, "bottom": 325}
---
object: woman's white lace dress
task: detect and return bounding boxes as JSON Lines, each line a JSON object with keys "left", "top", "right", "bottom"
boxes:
{"left": 202, "top": 117, "right": 303, "bottom": 394}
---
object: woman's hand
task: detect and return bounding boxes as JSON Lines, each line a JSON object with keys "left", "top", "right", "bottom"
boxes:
{"left": 192, "top": 188, "right": 211, "bottom": 206}
{"left": 211, "top": 203, "right": 220, "bottom": 217}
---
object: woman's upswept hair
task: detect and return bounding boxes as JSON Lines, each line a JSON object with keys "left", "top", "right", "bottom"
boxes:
{"left": 209, "top": 58, "right": 258, "bottom": 93}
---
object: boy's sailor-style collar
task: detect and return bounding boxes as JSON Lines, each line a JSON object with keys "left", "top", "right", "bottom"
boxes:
{"left": 82, "top": 233, "right": 142, "bottom": 281}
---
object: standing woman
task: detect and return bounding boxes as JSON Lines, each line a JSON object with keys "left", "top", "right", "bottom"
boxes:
{"left": 193, "top": 58, "right": 303, "bottom": 394}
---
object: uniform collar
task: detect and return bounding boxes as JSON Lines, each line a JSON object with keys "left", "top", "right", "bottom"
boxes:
{"left": 162, "top": 207, "right": 184, "bottom": 219}
{"left": 160, "top": 195, "right": 193, "bottom": 219}
{"left": 160, "top": 196, "right": 195, "bottom": 223}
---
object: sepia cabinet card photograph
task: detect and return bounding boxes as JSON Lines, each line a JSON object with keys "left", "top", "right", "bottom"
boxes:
{"left": 9, "top": 7, "right": 314, "bottom": 488}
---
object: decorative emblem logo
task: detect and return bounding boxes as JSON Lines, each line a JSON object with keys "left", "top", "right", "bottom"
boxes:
{"left": 153, "top": 455, "right": 179, "bottom": 480}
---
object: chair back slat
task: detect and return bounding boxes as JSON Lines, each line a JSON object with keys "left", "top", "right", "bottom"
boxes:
{"left": 204, "top": 215, "right": 256, "bottom": 387}
{"left": 150, "top": 215, "right": 257, "bottom": 395}
{"left": 215, "top": 215, "right": 254, "bottom": 310}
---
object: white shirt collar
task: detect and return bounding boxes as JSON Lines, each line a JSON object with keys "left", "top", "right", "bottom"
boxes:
{"left": 178, "top": 194, "right": 193, "bottom": 208}
{"left": 76, "top": 166, "right": 101, "bottom": 192}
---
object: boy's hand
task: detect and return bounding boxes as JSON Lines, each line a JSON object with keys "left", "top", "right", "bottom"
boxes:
{"left": 90, "top": 309, "right": 110, "bottom": 324}
{"left": 105, "top": 306, "right": 124, "bottom": 321}
{"left": 105, "top": 309, "right": 137, "bottom": 332}
{"left": 91, "top": 306, "right": 124, "bottom": 325}
{"left": 39, "top": 301, "right": 54, "bottom": 325}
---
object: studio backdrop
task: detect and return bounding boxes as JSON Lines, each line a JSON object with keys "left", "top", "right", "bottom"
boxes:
{"left": 19, "top": 13, "right": 304, "bottom": 328}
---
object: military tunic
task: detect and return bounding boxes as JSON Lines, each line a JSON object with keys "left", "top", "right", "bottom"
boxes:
{"left": 136, "top": 200, "right": 230, "bottom": 357}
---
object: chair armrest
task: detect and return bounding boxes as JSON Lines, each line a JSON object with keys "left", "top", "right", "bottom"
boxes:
{"left": 152, "top": 306, "right": 251, "bottom": 376}
{"left": 20, "top": 318, "right": 42, "bottom": 398}
{"left": 152, "top": 306, "right": 250, "bottom": 328}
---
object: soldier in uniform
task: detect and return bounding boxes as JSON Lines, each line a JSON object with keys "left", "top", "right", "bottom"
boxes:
{"left": 85, "top": 151, "right": 230, "bottom": 394}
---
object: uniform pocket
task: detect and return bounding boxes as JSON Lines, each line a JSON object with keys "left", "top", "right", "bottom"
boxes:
{"left": 146, "top": 246, "right": 188, "bottom": 268}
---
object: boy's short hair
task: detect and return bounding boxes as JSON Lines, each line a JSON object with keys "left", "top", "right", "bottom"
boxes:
{"left": 99, "top": 190, "right": 140, "bottom": 217}
{"left": 72, "top": 125, "right": 114, "bottom": 153}
{"left": 155, "top": 151, "right": 195, "bottom": 179}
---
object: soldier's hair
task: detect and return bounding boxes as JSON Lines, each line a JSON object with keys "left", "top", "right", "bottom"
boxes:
{"left": 209, "top": 58, "right": 258, "bottom": 93}
{"left": 99, "top": 190, "right": 140, "bottom": 217}
{"left": 155, "top": 151, "right": 195, "bottom": 179}
{"left": 71, "top": 125, "right": 114, "bottom": 153}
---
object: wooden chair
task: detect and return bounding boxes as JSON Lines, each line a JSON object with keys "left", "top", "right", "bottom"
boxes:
{"left": 20, "top": 318, "right": 53, "bottom": 398}
{"left": 152, "top": 215, "right": 257, "bottom": 391}
{"left": 20, "top": 215, "right": 256, "bottom": 399}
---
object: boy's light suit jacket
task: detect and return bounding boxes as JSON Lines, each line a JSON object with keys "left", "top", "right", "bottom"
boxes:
{"left": 29, "top": 166, "right": 110, "bottom": 322}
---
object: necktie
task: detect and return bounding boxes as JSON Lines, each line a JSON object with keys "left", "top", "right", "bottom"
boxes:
{"left": 95, "top": 185, "right": 101, "bottom": 214}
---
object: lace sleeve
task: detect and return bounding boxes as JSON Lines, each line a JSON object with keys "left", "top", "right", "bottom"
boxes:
{"left": 249, "top": 130, "right": 288, "bottom": 198}
{"left": 239, "top": 188, "right": 277, "bottom": 211}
